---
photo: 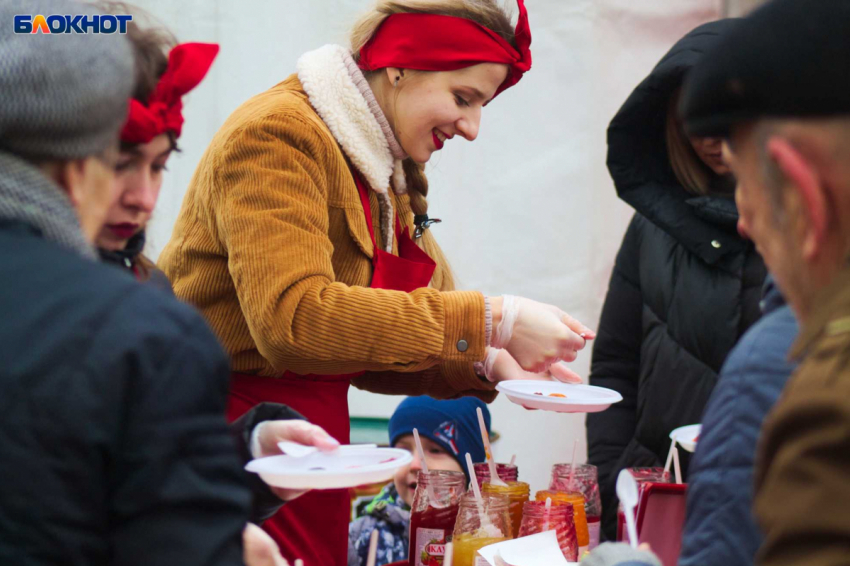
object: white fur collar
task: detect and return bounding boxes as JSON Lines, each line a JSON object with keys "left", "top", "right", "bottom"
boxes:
{"left": 297, "top": 44, "right": 404, "bottom": 196}
{"left": 298, "top": 44, "right": 408, "bottom": 252}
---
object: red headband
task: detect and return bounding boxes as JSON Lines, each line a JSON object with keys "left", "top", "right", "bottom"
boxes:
{"left": 357, "top": 0, "right": 531, "bottom": 99}
{"left": 120, "top": 42, "right": 219, "bottom": 144}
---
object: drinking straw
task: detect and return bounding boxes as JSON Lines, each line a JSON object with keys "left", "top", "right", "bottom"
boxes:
{"left": 466, "top": 452, "right": 501, "bottom": 536}
{"left": 366, "top": 530, "right": 379, "bottom": 566}
{"left": 664, "top": 438, "right": 676, "bottom": 474}
{"left": 478, "top": 407, "right": 507, "bottom": 486}
{"left": 413, "top": 428, "right": 439, "bottom": 503}
{"left": 509, "top": 454, "right": 517, "bottom": 467}
{"left": 543, "top": 496, "right": 552, "bottom": 532}
{"left": 444, "top": 543, "right": 454, "bottom": 566}
{"left": 672, "top": 446, "right": 683, "bottom": 484}
{"left": 567, "top": 439, "right": 579, "bottom": 491}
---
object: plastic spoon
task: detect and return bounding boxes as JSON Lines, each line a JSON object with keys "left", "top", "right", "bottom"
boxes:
{"left": 543, "top": 496, "right": 552, "bottom": 532}
{"left": 366, "top": 530, "right": 379, "bottom": 566}
{"left": 664, "top": 437, "right": 676, "bottom": 476}
{"left": 276, "top": 441, "right": 377, "bottom": 458}
{"left": 413, "top": 428, "right": 443, "bottom": 507}
{"left": 444, "top": 542, "right": 453, "bottom": 566}
{"left": 567, "top": 439, "right": 578, "bottom": 491}
{"left": 477, "top": 407, "right": 507, "bottom": 487}
{"left": 616, "top": 469, "right": 640, "bottom": 549}
{"left": 465, "top": 452, "right": 502, "bottom": 537}
{"left": 672, "top": 446, "right": 683, "bottom": 484}
{"left": 509, "top": 454, "right": 516, "bottom": 467}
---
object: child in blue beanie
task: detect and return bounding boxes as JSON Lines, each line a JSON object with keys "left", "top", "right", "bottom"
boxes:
{"left": 348, "top": 396, "right": 491, "bottom": 566}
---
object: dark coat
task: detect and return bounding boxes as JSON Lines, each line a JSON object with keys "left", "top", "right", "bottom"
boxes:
{"left": 587, "top": 19, "right": 766, "bottom": 541}
{"left": 99, "top": 230, "right": 295, "bottom": 524}
{"left": 0, "top": 218, "right": 250, "bottom": 565}
{"left": 679, "top": 278, "right": 797, "bottom": 566}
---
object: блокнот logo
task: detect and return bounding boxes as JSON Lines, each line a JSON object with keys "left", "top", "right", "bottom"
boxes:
{"left": 14, "top": 14, "right": 133, "bottom": 34}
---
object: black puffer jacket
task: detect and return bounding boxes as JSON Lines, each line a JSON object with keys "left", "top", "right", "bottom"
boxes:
{"left": 586, "top": 19, "right": 766, "bottom": 541}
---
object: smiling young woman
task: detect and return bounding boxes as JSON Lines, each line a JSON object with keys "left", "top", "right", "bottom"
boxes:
{"left": 158, "top": 2, "right": 594, "bottom": 564}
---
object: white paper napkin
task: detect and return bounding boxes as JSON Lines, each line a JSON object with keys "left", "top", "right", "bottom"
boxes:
{"left": 476, "top": 530, "right": 576, "bottom": 566}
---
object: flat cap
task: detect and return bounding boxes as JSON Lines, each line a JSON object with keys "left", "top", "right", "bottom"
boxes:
{"left": 681, "top": 0, "right": 850, "bottom": 137}
{"left": 0, "top": 0, "right": 135, "bottom": 160}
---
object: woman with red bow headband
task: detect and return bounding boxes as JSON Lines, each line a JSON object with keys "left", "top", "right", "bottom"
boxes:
{"left": 159, "top": 2, "right": 594, "bottom": 564}
{"left": 94, "top": 24, "right": 216, "bottom": 291}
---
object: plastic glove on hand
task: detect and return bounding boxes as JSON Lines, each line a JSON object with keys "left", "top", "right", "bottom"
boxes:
{"left": 493, "top": 296, "right": 594, "bottom": 374}
{"left": 482, "top": 349, "right": 582, "bottom": 384}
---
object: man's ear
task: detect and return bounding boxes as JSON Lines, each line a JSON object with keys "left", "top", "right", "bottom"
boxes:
{"left": 767, "top": 136, "right": 826, "bottom": 260}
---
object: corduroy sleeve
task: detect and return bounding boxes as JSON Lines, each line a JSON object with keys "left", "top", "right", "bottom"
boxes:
{"left": 213, "top": 111, "right": 486, "bottom": 377}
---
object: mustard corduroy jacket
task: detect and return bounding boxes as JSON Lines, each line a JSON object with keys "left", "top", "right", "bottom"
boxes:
{"left": 158, "top": 68, "right": 495, "bottom": 401}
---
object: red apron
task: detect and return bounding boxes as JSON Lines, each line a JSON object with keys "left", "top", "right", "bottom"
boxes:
{"left": 228, "top": 167, "right": 436, "bottom": 566}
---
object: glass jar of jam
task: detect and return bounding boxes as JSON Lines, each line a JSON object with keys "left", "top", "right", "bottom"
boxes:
{"left": 452, "top": 492, "right": 512, "bottom": 566}
{"left": 550, "top": 463, "right": 602, "bottom": 550}
{"left": 536, "top": 490, "right": 589, "bottom": 555}
{"left": 472, "top": 462, "right": 519, "bottom": 487}
{"left": 481, "top": 481, "right": 529, "bottom": 538}
{"left": 616, "top": 468, "right": 672, "bottom": 541}
{"left": 519, "top": 500, "right": 579, "bottom": 562}
{"left": 408, "top": 470, "right": 466, "bottom": 566}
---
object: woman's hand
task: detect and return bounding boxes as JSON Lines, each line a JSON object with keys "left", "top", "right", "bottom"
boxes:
{"left": 243, "top": 523, "right": 289, "bottom": 566}
{"left": 252, "top": 419, "right": 339, "bottom": 501}
{"left": 490, "top": 295, "right": 595, "bottom": 373}
{"left": 482, "top": 348, "right": 583, "bottom": 384}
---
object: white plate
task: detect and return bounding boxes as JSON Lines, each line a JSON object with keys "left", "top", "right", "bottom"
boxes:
{"left": 245, "top": 446, "right": 412, "bottom": 490}
{"left": 669, "top": 424, "right": 701, "bottom": 453}
{"left": 495, "top": 381, "right": 623, "bottom": 413}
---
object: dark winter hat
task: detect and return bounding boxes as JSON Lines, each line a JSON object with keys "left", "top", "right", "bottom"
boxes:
{"left": 389, "top": 396, "right": 490, "bottom": 481}
{"left": 681, "top": 0, "right": 850, "bottom": 137}
{"left": 0, "top": 0, "right": 135, "bottom": 160}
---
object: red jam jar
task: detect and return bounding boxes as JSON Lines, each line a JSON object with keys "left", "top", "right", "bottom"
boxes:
{"left": 408, "top": 470, "right": 466, "bottom": 566}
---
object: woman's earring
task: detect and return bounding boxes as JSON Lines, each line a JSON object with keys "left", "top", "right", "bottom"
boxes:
{"left": 394, "top": 76, "right": 401, "bottom": 87}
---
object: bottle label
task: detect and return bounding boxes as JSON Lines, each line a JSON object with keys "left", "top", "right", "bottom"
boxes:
{"left": 588, "top": 521, "right": 601, "bottom": 550}
{"left": 415, "top": 528, "right": 446, "bottom": 566}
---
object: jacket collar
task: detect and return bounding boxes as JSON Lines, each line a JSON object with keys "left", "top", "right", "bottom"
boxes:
{"left": 296, "top": 44, "right": 401, "bottom": 196}
{"left": 99, "top": 231, "right": 145, "bottom": 269}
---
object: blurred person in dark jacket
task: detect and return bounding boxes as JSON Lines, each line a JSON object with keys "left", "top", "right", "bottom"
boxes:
{"left": 587, "top": 18, "right": 765, "bottom": 541}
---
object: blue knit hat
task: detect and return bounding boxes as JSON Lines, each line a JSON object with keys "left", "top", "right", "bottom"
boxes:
{"left": 389, "top": 396, "right": 491, "bottom": 481}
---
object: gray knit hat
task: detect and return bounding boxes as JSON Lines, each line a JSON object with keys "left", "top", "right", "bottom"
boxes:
{"left": 0, "top": 0, "right": 135, "bottom": 160}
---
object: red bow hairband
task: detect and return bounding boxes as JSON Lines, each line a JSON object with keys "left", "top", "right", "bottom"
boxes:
{"left": 120, "top": 42, "right": 219, "bottom": 144}
{"left": 357, "top": 0, "right": 531, "bottom": 99}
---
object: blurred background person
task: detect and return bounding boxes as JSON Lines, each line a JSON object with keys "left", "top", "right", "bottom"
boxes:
{"left": 587, "top": 19, "right": 766, "bottom": 540}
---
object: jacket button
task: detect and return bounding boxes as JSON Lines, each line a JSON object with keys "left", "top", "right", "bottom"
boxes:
{"left": 711, "top": 240, "right": 722, "bottom": 249}
{"left": 457, "top": 339, "right": 469, "bottom": 352}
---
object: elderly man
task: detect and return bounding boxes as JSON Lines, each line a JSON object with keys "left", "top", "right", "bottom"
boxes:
{"left": 680, "top": 0, "right": 850, "bottom": 564}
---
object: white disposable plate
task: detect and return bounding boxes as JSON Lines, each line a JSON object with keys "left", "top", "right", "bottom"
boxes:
{"left": 670, "top": 424, "right": 701, "bottom": 453}
{"left": 245, "top": 447, "right": 412, "bottom": 490}
{"left": 495, "top": 380, "right": 623, "bottom": 413}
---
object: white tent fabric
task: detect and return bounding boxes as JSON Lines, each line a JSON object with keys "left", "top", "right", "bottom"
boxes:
{"left": 138, "top": 0, "right": 722, "bottom": 493}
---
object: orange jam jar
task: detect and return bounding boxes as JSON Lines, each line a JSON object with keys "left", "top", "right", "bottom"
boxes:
{"left": 536, "top": 490, "right": 589, "bottom": 551}
{"left": 482, "top": 481, "right": 530, "bottom": 539}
